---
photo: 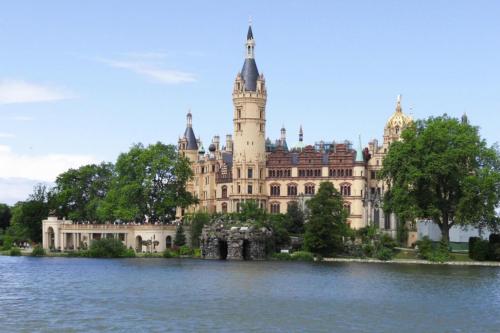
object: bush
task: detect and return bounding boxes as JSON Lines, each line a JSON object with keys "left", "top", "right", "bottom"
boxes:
{"left": 416, "top": 236, "right": 434, "bottom": 259}
{"left": 470, "top": 239, "right": 490, "bottom": 261}
{"left": 1, "top": 234, "right": 13, "bottom": 251}
{"left": 379, "top": 234, "right": 398, "bottom": 249}
{"left": 179, "top": 245, "right": 193, "bottom": 256}
{"left": 163, "top": 249, "right": 179, "bottom": 258}
{"left": 362, "top": 244, "right": 375, "bottom": 257}
{"left": 193, "top": 248, "right": 201, "bottom": 258}
{"left": 9, "top": 247, "right": 21, "bottom": 256}
{"left": 291, "top": 251, "right": 315, "bottom": 262}
{"left": 376, "top": 247, "right": 394, "bottom": 261}
{"left": 469, "top": 237, "right": 480, "bottom": 259}
{"left": 88, "top": 238, "right": 128, "bottom": 258}
{"left": 31, "top": 245, "right": 45, "bottom": 257}
{"left": 489, "top": 234, "right": 500, "bottom": 245}
{"left": 272, "top": 252, "right": 292, "bottom": 261}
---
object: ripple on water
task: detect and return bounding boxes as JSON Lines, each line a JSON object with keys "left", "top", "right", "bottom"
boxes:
{"left": 0, "top": 257, "right": 499, "bottom": 333}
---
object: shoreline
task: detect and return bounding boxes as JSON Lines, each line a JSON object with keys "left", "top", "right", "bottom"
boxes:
{"left": 322, "top": 257, "right": 500, "bottom": 267}
{"left": 2, "top": 251, "right": 500, "bottom": 267}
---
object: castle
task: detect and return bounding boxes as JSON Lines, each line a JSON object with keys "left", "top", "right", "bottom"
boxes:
{"left": 176, "top": 24, "right": 412, "bottom": 236}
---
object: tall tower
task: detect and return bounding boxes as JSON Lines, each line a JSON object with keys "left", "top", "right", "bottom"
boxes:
{"left": 231, "top": 23, "right": 268, "bottom": 212}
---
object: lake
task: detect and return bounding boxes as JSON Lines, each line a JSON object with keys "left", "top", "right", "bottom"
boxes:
{"left": 0, "top": 256, "right": 499, "bottom": 332}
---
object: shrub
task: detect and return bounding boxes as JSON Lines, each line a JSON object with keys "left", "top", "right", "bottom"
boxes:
{"left": 1, "top": 234, "right": 13, "bottom": 251}
{"left": 31, "top": 245, "right": 45, "bottom": 257}
{"left": 362, "top": 244, "right": 375, "bottom": 258}
{"left": 376, "top": 247, "right": 394, "bottom": 261}
{"left": 470, "top": 239, "right": 490, "bottom": 261}
{"left": 179, "top": 245, "right": 193, "bottom": 256}
{"left": 272, "top": 252, "right": 292, "bottom": 261}
{"left": 416, "top": 236, "right": 434, "bottom": 259}
{"left": 469, "top": 237, "right": 480, "bottom": 259}
{"left": 379, "top": 234, "right": 398, "bottom": 249}
{"left": 163, "top": 249, "right": 179, "bottom": 258}
{"left": 291, "top": 251, "right": 315, "bottom": 262}
{"left": 9, "top": 247, "right": 21, "bottom": 256}
{"left": 193, "top": 248, "right": 201, "bottom": 258}
{"left": 88, "top": 238, "right": 128, "bottom": 258}
{"left": 490, "top": 244, "right": 500, "bottom": 261}
{"left": 489, "top": 234, "right": 500, "bottom": 245}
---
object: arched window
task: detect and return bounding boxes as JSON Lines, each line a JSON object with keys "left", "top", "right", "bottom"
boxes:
{"left": 340, "top": 184, "right": 351, "bottom": 196}
{"left": 270, "top": 202, "right": 280, "bottom": 214}
{"left": 221, "top": 202, "right": 228, "bottom": 213}
{"left": 304, "top": 184, "right": 315, "bottom": 195}
{"left": 343, "top": 203, "right": 351, "bottom": 216}
{"left": 221, "top": 186, "right": 228, "bottom": 199}
{"left": 270, "top": 184, "right": 280, "bottom": 196}
{"left": 287, "top": 183, "right": 297, "bottom": 196}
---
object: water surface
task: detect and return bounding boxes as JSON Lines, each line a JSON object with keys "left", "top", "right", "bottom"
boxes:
{"left": 1, "top": 257, "right": 499, "bottom": 332}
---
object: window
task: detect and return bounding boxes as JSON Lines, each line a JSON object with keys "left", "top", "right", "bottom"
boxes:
{"left": 248, "top": 168, "right": 253, "bottom": 179}
{"left": 237, "top": 184, "right": 241, "bottom": 194}
{"left": 237, "top": 108, "right": 242, "bottom": 119}
{"left": 270, "top": 185, "right": 280, "bottom": 196}
{"left": 221, "top": 202, "right": 228, "bottom": 213}
{"left": 305, "top": 184, "right": 315, "bottom": 195}
{"left": 374, "top": 208, "right": 380, "bottom": 226}
{"left": 260, "top": 124, "right": 264, "bottom": 132}
{"left": 221, "top": 186, "right": 228, "bottom": 199}
{"left": 259, "top": 108, "right": 264, "bottom": 119}
{"left": 371, "top": 171, "right": 376, "bottom": 179}
{"left": 237, "top": 168, "right": 241, "bottom": 178}
{"left": 329, "top": 169, "right": 336, "bottom": 177}
{"left": 236, "top": 202, "right": 241, "bottom": 212}
{"left": 384, "top": 214, "right": 391, "bottom": 230}
{"left": 248, "top": 185, "right": 253, "bottom": 194}
{"left": 287, "top": 184, "right": 297, "bottom": 196}
{"left": 237, "top": 123, "right": 241, "bottom": 131}
{"left": 270, "top": 202, "right": 280, "bottom": 214}
{"left": 344, "top": 204, "right": 351, "bottom": 215}
{"left": 341, "top": 184, "right": 351, "bottom": 196}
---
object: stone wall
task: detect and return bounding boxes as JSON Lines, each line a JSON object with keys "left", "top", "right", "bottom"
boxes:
{"left": 201, "top": 225, "right": 272, "bottom": 260}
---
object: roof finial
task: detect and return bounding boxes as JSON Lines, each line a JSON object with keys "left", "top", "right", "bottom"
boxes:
{"left": 396, "top": 94, "right": 402, "bottom": 112}
{"left": 249, "top": 15, "right": 252, "bottom": 27}
{"left": 186, "top": 108, "right": 192, "bottom": 127}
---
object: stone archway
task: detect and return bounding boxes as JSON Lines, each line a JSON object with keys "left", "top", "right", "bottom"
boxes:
{"left": 47, "top": 227, "right": 55, "bottom": 250}
{"left": 165, "top": 236, "right": 172, "bottom": 249}
{"left": 135, "top": 236, "right": 143, "bottom": 253}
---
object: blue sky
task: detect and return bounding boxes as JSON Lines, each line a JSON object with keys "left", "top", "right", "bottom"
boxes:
{"left": 1, "top": 1, "right": 499, "bottom": 204}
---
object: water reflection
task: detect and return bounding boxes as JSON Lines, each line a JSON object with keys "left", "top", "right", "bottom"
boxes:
{"left": 0, "top": 257, "right": 499, "bottom": 333}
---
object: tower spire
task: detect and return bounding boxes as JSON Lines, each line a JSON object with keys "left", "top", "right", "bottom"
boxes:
{"left": 396, "top": 94, "right": 402, "bottom": 113}
{"left": 299, "top": 125, "right": 303, "bottom": 142}
{"left": 356, "top": 135, "right": 364, "bottom": 162}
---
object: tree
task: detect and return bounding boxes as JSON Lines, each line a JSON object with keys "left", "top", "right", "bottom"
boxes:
{"left": 98, "top": 142, "right": 197, "bottom": 222}
{"left": 381, "top": 115, "right": 500, "bottom": 242}
{"left": 52, "top": 162, "right": 114, "bottom": 222}
{"left": 9, "top": 184, "right": 51, "bottom": 242}
{"left": 0, "top": 203, "right": 11, "bottom": 230}
{"left": 304, "top": 182, "right": 347, "bottom": 256}
{"left": 186, "top": 212, "right": 210, "bottom": 248}
{"left": 284, "top": 201, "right": 305, "bottom": 234}
{"left": 174, "top": 224, "right": 186, "bottom": 247}
{"left": 238, "top": 200, "right": 267, "bottom": 223}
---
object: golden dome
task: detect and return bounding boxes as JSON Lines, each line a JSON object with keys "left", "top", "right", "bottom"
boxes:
{"left": 385, "top": 95, "right": 412, "bottom": 130}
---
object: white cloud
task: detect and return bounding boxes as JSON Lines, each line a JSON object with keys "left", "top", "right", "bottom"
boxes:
{"left": 0, "top": 145, "right": 96, "bottom": 182}
{"left": 0, "top": 133, "right": 14, "bottom": 138}
{"left": 0, "top": 79, "right": 75, "bottom": 105}
{"left": 98, "top": 56, "right": 196, "bottom": 84}
{"left": 0, "top": 178, "right": 52, "bottom": 205}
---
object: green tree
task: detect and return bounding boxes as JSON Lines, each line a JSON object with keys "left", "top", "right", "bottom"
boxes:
{"left": 9, "top": 184, "right": 51, "bottom": 242}
{"left": 304, "top": 182, "right": 347, "bottom": 256}
{"left": 238, "top": 200, "right": 267, "bottom": 223}
{"left": 52, "top": 163, "right": 114, "bottom": 222}
{"left": 284, "top": 201, "right": 305, "bottom": 234}
{"left": 174, "top": 224, "right": 186, "bottom": 247}
{"left": 0, "top": 203, "right": 12, "bottom": 231}
{"left": 185, "top": 212, "right": 210, "bottom": 248}
{"left": 98, "top": 142, "right": 197, "bottom": 222}
{"left": 381, "top": 115, "right": 500, "bottom": 242}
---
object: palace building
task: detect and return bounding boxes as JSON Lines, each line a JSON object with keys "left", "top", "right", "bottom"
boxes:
{"left": 176, "top": 24, "right": 412, "bottom": 236}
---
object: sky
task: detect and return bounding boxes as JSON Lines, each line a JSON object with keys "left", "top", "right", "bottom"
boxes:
{"left": 1, "top": 1, "right": 499, "bottom": 204}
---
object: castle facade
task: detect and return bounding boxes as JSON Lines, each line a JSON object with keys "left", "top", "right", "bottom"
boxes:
{"left": 177, "top": 25, "right": 412, "bottom": 236}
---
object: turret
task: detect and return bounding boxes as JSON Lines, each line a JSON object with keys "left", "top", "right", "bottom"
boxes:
{"left": 178, "top": 110, "right": 199, "bottom": 162}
